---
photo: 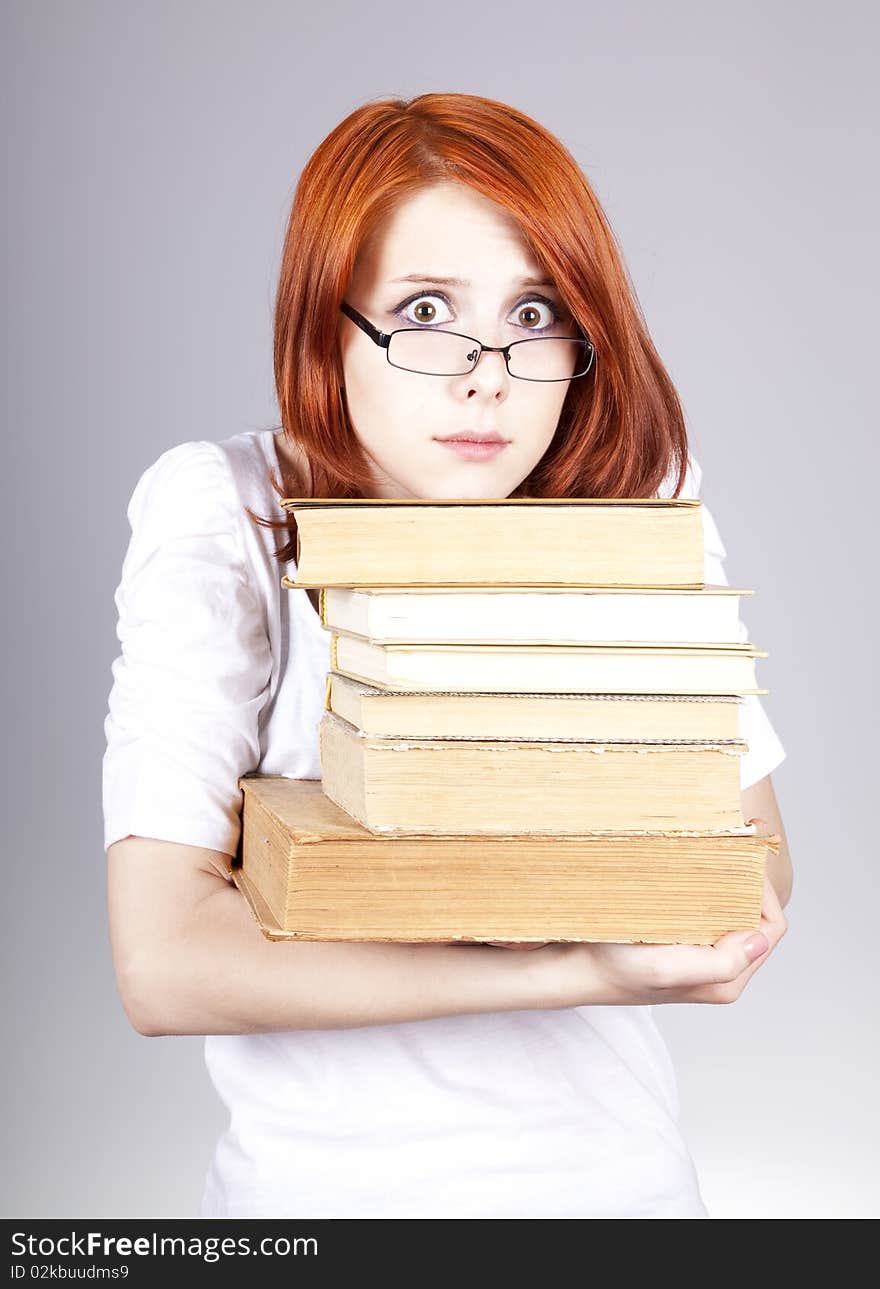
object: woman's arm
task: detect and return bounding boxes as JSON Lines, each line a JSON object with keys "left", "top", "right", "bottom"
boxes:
{"left": 742, "top": 774, "right": 793, "bottom": 908}
{"left": 109, "top": 823, "right": 789, "bottom": 1035}
{"left": 107, "top": 835, "right": 551, "bottom": 1036}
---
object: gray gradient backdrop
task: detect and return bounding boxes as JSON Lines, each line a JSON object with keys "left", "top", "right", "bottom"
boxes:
{"left": 4, "top": 0, "right": 877, "bottom": 1219}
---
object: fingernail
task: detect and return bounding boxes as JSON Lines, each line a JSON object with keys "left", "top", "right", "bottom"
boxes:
{"left": 744, "top": 933, "right": 769, "bottom": 961}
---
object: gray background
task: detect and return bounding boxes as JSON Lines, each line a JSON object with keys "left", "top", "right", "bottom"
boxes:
{"left": 4, "top": 0, "right": 877, "bottom": 1218}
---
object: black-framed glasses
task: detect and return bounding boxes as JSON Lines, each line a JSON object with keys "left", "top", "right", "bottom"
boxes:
{"left": 340, "top": 300, "right": 595, "bottom": 382}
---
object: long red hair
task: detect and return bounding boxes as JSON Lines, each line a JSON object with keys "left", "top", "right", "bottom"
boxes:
{"left": 248, "top": 92, "right": 691, "bottom": 562}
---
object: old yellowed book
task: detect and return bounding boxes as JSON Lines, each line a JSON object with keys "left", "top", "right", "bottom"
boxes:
{"left": 230, "top": 775, "right": 779, "bottom": 946}
{"left": 326, "top": 671, "right": 745, "bottom": 742}
{"left": 279, "top": 496, "right": 705, "bottom": 588}
{"left": 319, "top": 710, "right": 747, "bottom": 835}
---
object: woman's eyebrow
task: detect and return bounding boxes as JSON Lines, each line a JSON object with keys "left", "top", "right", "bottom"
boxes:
{"left": 389, "top": 273, "right": 556, "bottom": 288}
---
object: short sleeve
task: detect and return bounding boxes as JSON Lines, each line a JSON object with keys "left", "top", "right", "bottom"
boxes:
{"left": 670, "top": 452, "right": 786, "bottom": 791}
{"left": 102, "top": 440, "right": 273, "bottom": 856}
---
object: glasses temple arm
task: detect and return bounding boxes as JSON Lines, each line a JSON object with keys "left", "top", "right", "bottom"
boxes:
{"left": 340, "top": 301, "right": 392, "bottom": 349}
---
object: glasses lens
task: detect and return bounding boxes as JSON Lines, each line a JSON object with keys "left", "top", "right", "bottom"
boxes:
{"left": 508, "top": 338, "right": 592, "bottom": 381}
{"left": 388, "top": 329, "right": 477, "bottom": 375}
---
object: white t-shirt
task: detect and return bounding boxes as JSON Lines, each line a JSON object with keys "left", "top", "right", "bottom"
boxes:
{"left": 102, "top": 428, "right": 786, "bottom": 1219}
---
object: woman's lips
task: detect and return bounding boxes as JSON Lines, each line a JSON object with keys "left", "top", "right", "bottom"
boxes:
{"left": 435, "top": 438, "right": 509, "bottom": 461}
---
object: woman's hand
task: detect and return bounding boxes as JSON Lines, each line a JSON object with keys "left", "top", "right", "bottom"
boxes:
{"left": 535, "top": 870, "right": 788, "bottom": 1007}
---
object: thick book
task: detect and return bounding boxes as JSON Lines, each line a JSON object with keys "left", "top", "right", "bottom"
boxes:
{"left": 325, "top": 671, "right": 746, "bottom": 742}
{"left": 279, "top": 496, "right": 705, "bottom": 588}
{"left": 326, "top": 632, "right": 767, "bottom": 695}
{"left": 230, "top": 775, "right": 779, "bottom": 945}
{"left": 317, "top": 583, "right": 752, "bottom": 645}
{"left": 319, "top": 709, "right": 748, "bottom": 835}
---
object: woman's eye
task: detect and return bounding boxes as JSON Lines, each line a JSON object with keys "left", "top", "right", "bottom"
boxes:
{"left": 397, "top": 293, "right": 453, "bottom": 326}
{"left": 514, "top": 299, "right": 560, "bottom": 330}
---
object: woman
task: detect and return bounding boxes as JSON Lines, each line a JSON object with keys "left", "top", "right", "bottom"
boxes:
{"left": 103, "top": 92, "right": 791, "bottom": 1219}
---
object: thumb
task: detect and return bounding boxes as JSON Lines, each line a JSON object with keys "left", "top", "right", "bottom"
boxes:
{"left": 711, "top": 926, "right": 770, "bottom": 970}
{"left": 741, "top": 929, "right": 769, "bottom": 962}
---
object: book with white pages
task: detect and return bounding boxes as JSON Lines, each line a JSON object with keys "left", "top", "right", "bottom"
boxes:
{"left": 318, "top": 584, "right": 752, "bottom": 646}
{"left": 328, "top": 632, "right": 767, "bottom": 696}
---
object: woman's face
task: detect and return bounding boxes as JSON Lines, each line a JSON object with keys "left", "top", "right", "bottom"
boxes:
{"left": 338, "top": 182, "right": 578, "bottom": 499}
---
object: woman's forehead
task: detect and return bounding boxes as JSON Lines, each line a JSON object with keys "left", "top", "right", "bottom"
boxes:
{"left": 353, "top": 188, "right": 547, "bottom": 291}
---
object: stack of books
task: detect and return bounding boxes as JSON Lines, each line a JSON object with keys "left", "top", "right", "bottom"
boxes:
{"left": 231, "top": 496, "right": 780, "bottom": 946}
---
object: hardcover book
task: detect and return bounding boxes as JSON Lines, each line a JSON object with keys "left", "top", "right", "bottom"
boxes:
{"left": 280, "top": 496, "right": 706, "bottom": 588}
{"left": 231, "top": 775, "right": 779, "bottom": 946}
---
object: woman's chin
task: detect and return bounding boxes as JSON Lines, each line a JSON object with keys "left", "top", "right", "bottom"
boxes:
{"left": 425, "top": 466, "right": 516, "bottom": 501}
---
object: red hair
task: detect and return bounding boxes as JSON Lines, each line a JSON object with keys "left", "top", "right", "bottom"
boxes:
{"left": 248, "top": 92, "right": 691, "bottom": 562}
